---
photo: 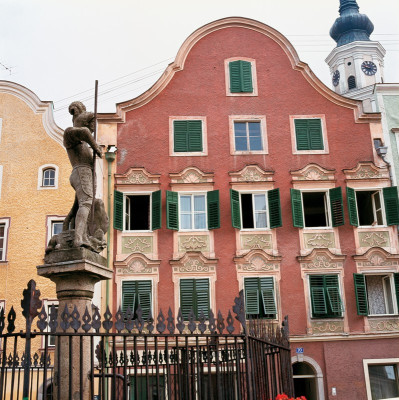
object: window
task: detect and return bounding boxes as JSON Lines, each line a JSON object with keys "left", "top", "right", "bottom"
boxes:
{"left": 348, "top": 75, "right": 356, "bottom": 90}
{"left": 166, "top": 191, "right": 220, "bottom": 231}
{"left": 364, "top": 360, "right": 399, "bottom": 400}
{"left": 121, "top": 280, "right": 152, "bottom": 319}
{"left": 234, "top": 121, "right": 262, "bottom": 151}
{"left": 347, "top": 187, "right": 399, "bottom": 227}
{"left": 180, "top": 278, "right": 210, "bottom": 320}
{"left": 42, "top": 300, "right": 58, "bottom": 347}
{"left": 229, "top": 60, "right": 253, "bottom": 93}
{"left": 230, "top": 189, "right": 282, "bottom": 230}
{"left": 51, "top": 221, "right": 63, "bottom": 236}
{"left": 309, "top": 275, "right": 343, "bottom": 318}
{"left": 290, "top": 188, "right": 344, "bottom": 228}
{"left": 354, "top": 273, "right": 399, "bottom": 316}
{"left": 244, "top": 277, "right": 277, "bottom": 319}
{"left": 42, "top": 168, "right": 55, "bottom": 187}
{"left": 0, "top": 219, "right": 10, "bottom": 262}
{"left": 294, "top": 119, "right": 323, "bottom": 151}
{"left": 114, "top": 191, "right": 161, "bottom": 231}
{"left": 174, "top": 120, "right": 202, "bottom": 153}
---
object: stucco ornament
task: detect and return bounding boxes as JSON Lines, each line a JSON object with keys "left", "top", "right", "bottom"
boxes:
{"left": 180, "top": 259, "right": 209, "bottom": 272}
{"left": 124, "top": 237, "right": 151, "bottom": 252}
{"left": 306, "top": 255, "right": 342, "bottom": 269}
{"left": 306, "top": 234, "right": 333, "bottom": 248}
{"left": 243, "top": 235, "right": 271, "bottom": 249}
{"left": 46, "top": 102, "right": 109, "bottom": 255}
{"left": 360, "top": 232, "right": 388, "bottom": 247}
{"left": 180, "top": 236, "right": 208, "bottom": 251}
{"left": 123, "top": 172, "right": 152, "bottom": 184}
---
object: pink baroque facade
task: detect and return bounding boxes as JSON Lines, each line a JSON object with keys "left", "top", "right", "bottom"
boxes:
{"left": 98, "top": 17, "right": 399, "bottom": 400}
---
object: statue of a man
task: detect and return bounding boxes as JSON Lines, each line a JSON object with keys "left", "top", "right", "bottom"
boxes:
{"left": 63, "top": 101, "right": 103, "bottom": 248}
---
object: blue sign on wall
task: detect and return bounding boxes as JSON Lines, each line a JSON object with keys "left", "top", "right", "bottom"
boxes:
{"left": 296, "top": 347, "right": 304, "bottom": 354}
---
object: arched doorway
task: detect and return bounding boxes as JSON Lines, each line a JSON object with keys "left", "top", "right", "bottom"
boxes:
{"left": 292, "top": 361, "right": 319, "bottom": 400}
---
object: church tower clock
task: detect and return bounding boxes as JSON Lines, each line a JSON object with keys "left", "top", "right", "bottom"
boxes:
{"left": 325, "top": 0, "right": 385, "bottom": 99}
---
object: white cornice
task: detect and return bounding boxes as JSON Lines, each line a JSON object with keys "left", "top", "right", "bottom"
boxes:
{"left": 374, "top": 83, "right": 399, "bottom": 94}
{"left": 290, "top": 332, "right": 399, "bottom": 342}
{"left": 0, "top": 80, "right": 64, "bottom": 146}
{"left": 98, "top": 17, "right": 379, "bottom": 125}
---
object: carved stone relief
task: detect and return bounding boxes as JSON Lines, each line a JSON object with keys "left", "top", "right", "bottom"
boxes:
{"left": 174, "top": 258, "right": 213, "bottom": 273}
{"left": 311, "top": 320, "right": 344, "bottom": 334}
{"left": 123, "top": 172, "right": 152, "bottom": 184}
{"left": 238, "top": 256, "right": 279, "bottom": 272}
{"left": 300, "top": 168, "right": 328, "bottom": 181}
{"left": 178, "top": 171, "right": 206, "bottom": 183}
{"left": 369, "top": 318, "right": 399, "bottom": 332}
{"left": 117, "top": 259, "right": 153, "bottom": 274}
{"left": 241, "top": 234, "right": 272, "bottom": 250}
{"left": 238, "top": 168, "right": 266, "bottom": 182}
{"left": 357, "top": 254, "right": 399, "bottom": 267}
{"left": 352, "top": 166, "right": 382, "bottom": 179}
{"left": 122, "top": 237, "right": 152, "bottom": 254}
{"left": 302, "top": 255, "right": 343, "bottom": 270}
{"left": 178, "top": 236, "right": 209, "bottom": 252}
{"left": 359, "top": 231, "right": 390, "bottom": 248}
{"left": 304, "top": 233, "right": 334, "bottom": 249}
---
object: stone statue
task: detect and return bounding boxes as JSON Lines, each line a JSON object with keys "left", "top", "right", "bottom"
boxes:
{"left": 46, "top": 101, "right": 109, "bottom": 254}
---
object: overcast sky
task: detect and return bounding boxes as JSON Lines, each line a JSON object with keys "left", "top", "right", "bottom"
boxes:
{"left": 1, "top": 0, "right": 398, "bottom": 129}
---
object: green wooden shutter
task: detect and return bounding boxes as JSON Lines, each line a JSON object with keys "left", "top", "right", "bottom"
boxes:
{"left": 230, "top": 189, "right": 241, "bottom": 229}
{"left": 268, "top": 189, "right": 282, "bottom": 229}
{"left": 187, "top": 120, "right": 203, "bottom": 152}
{"left": 346, "top": 187, "right": 359, "bottom": 227}
{"left": 311, "top": 287, "right": 327, "bottom": 315}
{"left": 240, "top": 61, "right": 253, "bottom": 92}
{"left": 294, "top": 119, "right": 310, "bottom": 150}
{"left": 114, "top": 190, "right": 124, "bottom": 231}
{"left": 166, "top": 191, "right": 179, "bottom": 230}
{"left": 259, "top": 278, "right": 277, "bottom": 315}
{"left": 195, "top": 279, "right": 210, "bottom": 319}
{"left": 394, "top": 273, "right": 399, "bottom": 313}
{"left": 207, "top": 190, "right": 220, "bottom": 230}
{"left": 383, "top": 187, "right": 399, "bottom": 225}
{"left": 308, "top": 119, "right": 324, "bottom": 150}
{"left": 244, "top": 278, "right": 260, "bottom": 315}
{"left": 122, "top": 281, "right": 136, "bottom": 314}
{"left": 137, "top": 280, "right": 152, "bottom": 319}
{"left": 174, "top": 121, "right": 188, "bottom": 152}
{"left": 329, "top": 187, "right": 344, "bottom": 227}
{"left": 151, "top": 190, "right": 162, "bottom": 231}
{"left": 290, "top": 189, "right": 304, "bottom": 228}
{"left": 326, "top": 287, "right": 343, "bottom": 313}
{"left": 229, "top": 60, "right": 253, "bottom": 93}
{"left": 353, "top": 273, "right": 368, "bottom": 316}
{"left": 180, "top": 279, "right": 194, "bottom": 320}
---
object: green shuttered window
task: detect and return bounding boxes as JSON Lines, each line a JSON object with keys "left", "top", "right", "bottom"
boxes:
{"left": 309, "top": 275, "right": 343, "bottom": 318}
{"left": 294, "top": 119, "right": 324, "bottom": 151}
{"left": 353, "top": 274, "right": 368, "bottom": 316}
{"left": 180, "top": 279, "right": 210, "bottom": 320}
{"left": 122, "top": 280, "right": 152, "bottom": 319}
{"left": 114, "top": 190, "right": 161, "bottom": 231}
{"left": 229, "top": 189, "right": 282, "bottom": 230}
{"left": 229, "top": 60, "right": 253, "bottom": 93}
{"left": 173, "top": 120, "right": 203, "bottom": 152}
{"left": 244, "top": 277, "right": 277, "bottom": 319}
{"left": 383, "top": 187, "right": 399, "bottom": 225}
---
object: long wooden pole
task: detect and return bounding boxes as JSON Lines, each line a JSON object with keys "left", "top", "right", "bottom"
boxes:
{"left": 91, "top": 80, "right": 98, "bottom": 226}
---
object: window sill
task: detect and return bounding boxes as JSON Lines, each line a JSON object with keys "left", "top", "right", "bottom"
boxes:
{"left": 311, "top": 316, "right": 344, "bottom": 320}
{"left": 240, "top": 228, "right": 271, "bottom": 232}
{"left": 171, "top": 151, "right": 207, "bottom": 157}
{"left": 231, "top": 150, "right": 268, "bottom": 155}
{"left": 293, "top": 150, "right": 329, "bottom": 155}
{"left": 0, "top": 261, "right": 9, "bottom": 266}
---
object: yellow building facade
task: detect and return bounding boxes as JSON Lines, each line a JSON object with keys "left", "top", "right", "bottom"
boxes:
{"left": 0, "top": 81, "right": 73, "bottom": 332}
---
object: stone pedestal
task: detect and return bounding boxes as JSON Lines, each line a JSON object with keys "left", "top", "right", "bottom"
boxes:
{"left": 37, "top": 248, "right": 112, "bottom": 400}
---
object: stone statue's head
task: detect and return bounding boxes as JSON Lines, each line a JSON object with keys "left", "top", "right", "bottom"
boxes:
{"left": 68, "top": 101, "right": 95, "bottom": 132}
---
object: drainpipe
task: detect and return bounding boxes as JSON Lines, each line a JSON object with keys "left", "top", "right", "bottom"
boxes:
{"left": 375, "top": 142, "right": 392, "bottom": 184}
{"left": 104, "top": 146, "right": 117, "bottom": 400}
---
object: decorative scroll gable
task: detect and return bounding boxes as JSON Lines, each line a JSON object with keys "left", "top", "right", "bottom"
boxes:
{"left": 291, "top": 163, "right": 335, "bottom": 182}
{"left": 343, "top": 162, "right": 389, "bottom": 181}
{"left": 115, "top": 253, "right": 160, "bottom": 275}
{"left": 353, "top": 247, "right": 399, "bottom": 268}
{"left": 298, "top": 248, "right": 345, "bottom": 270}
{"left": 169, "top": 167, "right": 214, "bottom": 184}
{"left": 170, "top": 251, "right": 217, "bottom": 273}
{"left": 115, "top": 167, "right": 161, "bottom": 185}
{"left": 229, "top": 164, "right": 274, "bottom": 183}
{"left": 234, "top": 249, "right": 281, "bottom": 272}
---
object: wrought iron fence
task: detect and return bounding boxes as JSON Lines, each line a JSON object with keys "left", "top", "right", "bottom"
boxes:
{"left": 0, "top": 280, "right": 294, "bottom": 399}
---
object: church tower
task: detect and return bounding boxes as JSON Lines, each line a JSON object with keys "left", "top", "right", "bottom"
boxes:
{"left": 325, "top": 0, "right": 385, "bottom": 99}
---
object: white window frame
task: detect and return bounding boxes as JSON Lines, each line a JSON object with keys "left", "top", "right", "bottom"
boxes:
{"left": 124, "top": 192, "right": 152, "bottom": 232}
{"left": 355, "top": 189, "right": 386, "bottom": 228}
{"left": 229, "top": 116, "right": 268, "bottom": 155}
{"left": 46, "top": 216, "right": 65, "bottom": 246}
{"left": 179, "top": 192, "right": 208, "bottom": 232}
{"left": 41, "top": 300, "right": 58, "bottom": 348}
{"left": 365, "top": 273, "right": 398, "bottom": 316}
{"left": 363, "top": 358, "right": 399, "bottom": 400}
{"left": 301, "top": 190, "right": 331, "bottom": 229}
{"left": 0, "top": 217, "right": 10, "bottom": 262}
{"left": 169, "top": 116, "right": 208, "bottom": 157}
{"left": 290, "top": 115, "right": 329, "bottom": 155}
{"left": 239, "top": 191, "right": 269, "bottom": 231}
{"left": 119, "top": 277, "right": 154, "bottom": 318}
{"left": 224, "top": 57, "right": 258, "bottom": 97}
{"left": 37, "top": 164, "right": 59, "bottom": 190}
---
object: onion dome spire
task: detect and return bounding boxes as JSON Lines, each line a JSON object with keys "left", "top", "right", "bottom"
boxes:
{"left": 330, "top": 0, "right": 374, "bottom": 47}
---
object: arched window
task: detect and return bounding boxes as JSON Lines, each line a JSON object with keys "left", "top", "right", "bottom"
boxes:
{"left": 42, "top": 168, "right": 56, "bottom": 187}
{"left": 348, "top": 75, "right": 356, "bottom": 90}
